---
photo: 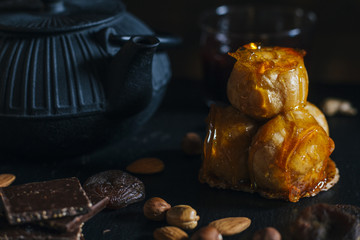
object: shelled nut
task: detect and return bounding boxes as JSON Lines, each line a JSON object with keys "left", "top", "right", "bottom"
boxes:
{"left": 166, "top": 205, "right": 200, "bottom": 230}
{"left": 252, "top": 227, "right": 281, "bottom": 240}
{"left": 143, "top": 197, "right": 171, "bottom": 221}
{"left": 191, "top": 226, "right": 223, "bottom": 240}
{"left": 154, "top": 226, "right": 189, "bottom": 240}
{"left": 209, "top": 217, "right": 251, "bottom": 236}
{"left": 126, "top": 157, "right": 165, "bottom": 174}
{"left": 181, "top": 132, "right": 202, "bottom": 156}
{"left": 0, "top": 174, "right": 16, "bottom": 187}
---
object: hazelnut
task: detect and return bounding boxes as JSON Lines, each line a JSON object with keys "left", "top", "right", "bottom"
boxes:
{"left": 181, "top": 132, "right": 202, "bottom": 155}
{"left": 166, "top": 205, "right": 200, "bottom": 230}
{"left": 191, "top": 226, "right": 223, "bottom": 240}
{"left": 252, "top": 227, "right": 281, "bottom": 240}
{"left": 143, "top": 197, "right": 171, "bottom": 221}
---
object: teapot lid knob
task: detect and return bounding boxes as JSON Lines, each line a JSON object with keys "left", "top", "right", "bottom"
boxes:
{"left": 41, "top": 0, "right": 65, "bottom": 13}
{"left": 42, "top": 0, "right": 63, "bottom": 3}
{"left": 0, "top": 0, "right": 125, "bottom": 33}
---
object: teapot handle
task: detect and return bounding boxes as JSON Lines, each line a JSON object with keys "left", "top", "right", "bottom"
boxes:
{"left": 41, "top": 0, "right": 65, "bottom": 13}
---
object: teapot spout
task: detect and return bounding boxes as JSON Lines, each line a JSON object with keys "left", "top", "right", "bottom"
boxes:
{"left": 105, "top": 36, "right": 160, "bottom": 117}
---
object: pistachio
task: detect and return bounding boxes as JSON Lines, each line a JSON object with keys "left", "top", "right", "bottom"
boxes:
{"left": 252, "top": 227, "right": 281, "bottom": 240}
{"left": 154, "top": 226, "right": 189, "bottom": 240}
{"left": 181, "top": 132, "right": 202, "bottom": 156}
{"left": 209, "top": 217, "right": 251, "bottom": 236}
{"left": 166, "top": 205, "right": 200, "bottom": 230}
{"left": 126, "top": 157, "right": 164, "bottom": 174}
{"left": 191, "top": 226, "right": 223, "bottom": 240}
{"left": 143, "top": 197, "right": 171, "bottom": 221}
{"left": 0, "top": 173, "right": 16, "bottom": 187}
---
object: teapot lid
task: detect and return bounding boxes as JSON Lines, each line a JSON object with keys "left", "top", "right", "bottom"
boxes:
{"left": 0, "top": 0, "right": 125, "bottom": 33}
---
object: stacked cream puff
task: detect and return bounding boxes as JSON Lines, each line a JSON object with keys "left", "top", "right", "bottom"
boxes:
{"left": 199, "top": 43, "right": 339, "bottom": 202}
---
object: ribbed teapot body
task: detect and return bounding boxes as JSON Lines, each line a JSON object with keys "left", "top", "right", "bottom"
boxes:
{"left": 0, "top": 31, "right": 106, "bottom": 117}
{"left": 0, "top": 11, "right": 172, "bottom": 157}
{"left": 0, "top": 12, "right": 170, "bottom": 118}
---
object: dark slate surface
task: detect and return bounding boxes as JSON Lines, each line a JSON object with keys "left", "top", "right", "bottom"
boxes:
{"left": 0, "top": 78, "right": 359, "bottom": 239}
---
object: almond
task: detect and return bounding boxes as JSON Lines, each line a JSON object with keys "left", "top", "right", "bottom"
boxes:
{"left": 126, "top": 157, "right": 164, "bottom": 174}
{"left": 209, "top": 217, "right": 251, "bottom": 236}
{"left": 0, "top": 173, "right": 16, "bottom": 187}
{"left": 154, "top": 226, "right": 189, "bottom": 240}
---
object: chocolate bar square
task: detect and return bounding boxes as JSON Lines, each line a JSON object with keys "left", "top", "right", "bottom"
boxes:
{"left": 0, "top": 177, "right": 92, "bottom": 225}
{"left": 0, "top": 216, "right": 82, "bottom": 240}
{"left": 37, "top": 197, "right": 109, "bottom": 232}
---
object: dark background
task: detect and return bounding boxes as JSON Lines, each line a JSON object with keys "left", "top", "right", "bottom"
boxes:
{"left": 0, "top": 1, "right": 359, "bottom": 239}
{"left": 123, "top": 0, "right": 360, "bottom": 85}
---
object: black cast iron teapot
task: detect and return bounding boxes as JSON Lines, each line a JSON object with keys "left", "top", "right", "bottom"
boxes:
{"left": 0, "top": 0, "right": 180, "bottom": 157}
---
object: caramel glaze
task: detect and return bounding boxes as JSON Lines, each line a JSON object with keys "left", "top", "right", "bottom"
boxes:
{"left": 248, "top": 108, "right": 336, "bottom": 202}
{"left": 255, "top": 159, "right": 338, "bottom": 202}
{"left": 304, "top": 102, "right": 330, "bottom": 135}
{"left": 227, "top": 43, "right": 308, "bottom": 120}
{"left": 200, "top": 106, "right": 339, "bottom": 202}
{"left": 199, "top": 104, "right": 258, "bottom": 190}
{"left": 200, "top": 44, "right": 339, "bottom": 203}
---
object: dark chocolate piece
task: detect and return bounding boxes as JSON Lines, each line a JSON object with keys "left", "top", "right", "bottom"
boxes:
{"left": 290, "top": 203, "right": 360, "bottom": 240}
{"left": 38, "top": 197, "right": 109, "bottom": 232}
{"left": 83, "top": 170, "right": 145, "bottom": 209}
{"left": 0, "top": 177, "right": 92, "bottom": 225}
{"left": 0, "top": 216, "right": 82, "bottom": 240}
